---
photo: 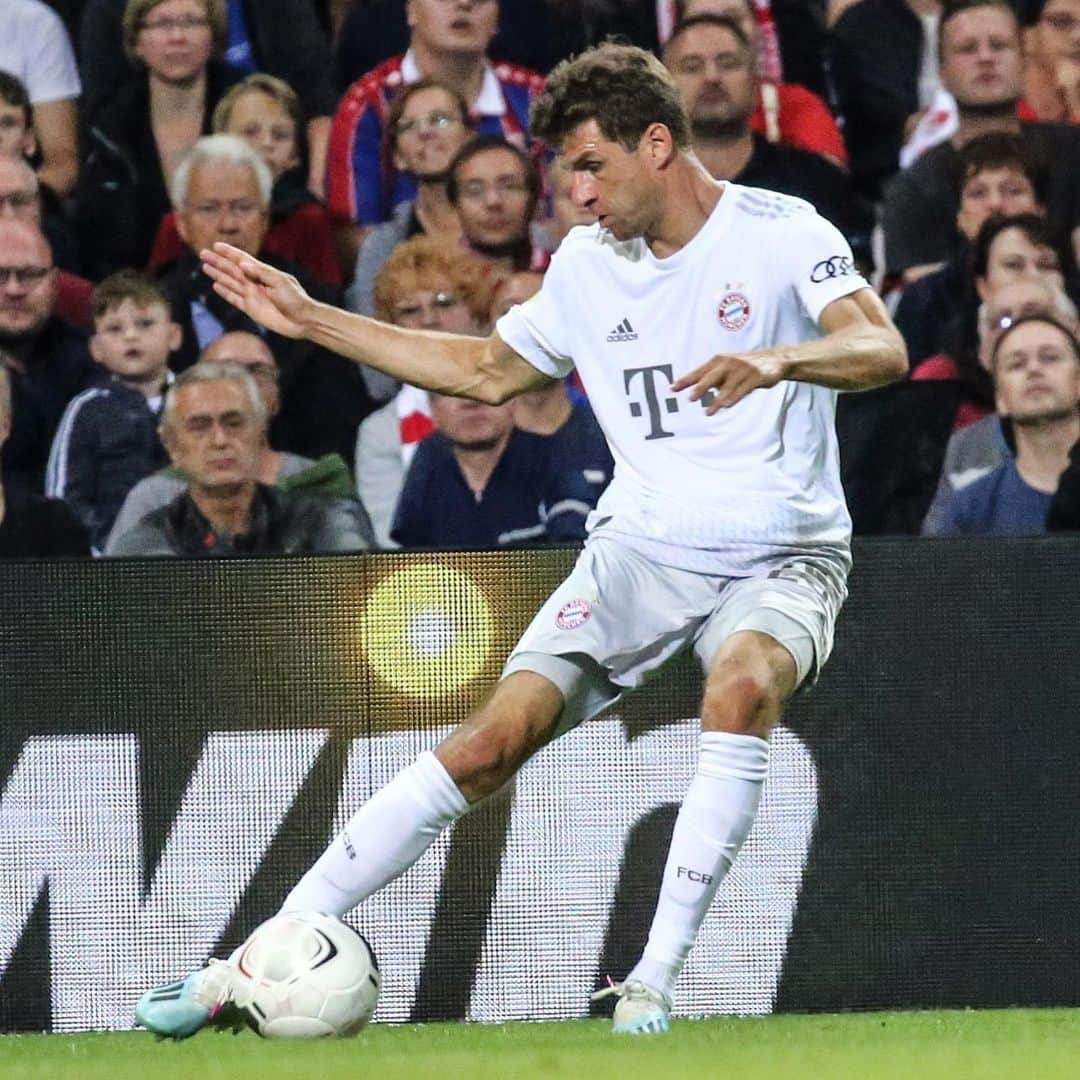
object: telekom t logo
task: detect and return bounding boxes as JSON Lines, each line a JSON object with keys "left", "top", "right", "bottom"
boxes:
{"left": 623, "top": 364, "right": 716, "bottom": 440}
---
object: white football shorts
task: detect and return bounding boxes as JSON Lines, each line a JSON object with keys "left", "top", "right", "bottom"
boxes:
{"left": 503, "top": 537, "right": 848, "bottom": 736}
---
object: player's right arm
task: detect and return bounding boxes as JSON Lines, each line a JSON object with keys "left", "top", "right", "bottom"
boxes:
{"left": 201, "top": 243, "right": 551, "bottom": 405}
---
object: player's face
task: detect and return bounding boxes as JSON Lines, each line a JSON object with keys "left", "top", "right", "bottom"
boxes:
{"left": 429, "top": 392, "right": 513, "bottom": 450}
{"left": 978, "top": 226, "right": 1063, "bottom": 296}
{"left": 406, "top": 0, "right": 499, "bottom": 56}
{"left": 135, "top": 0, "right": 215, "bottom": 85}
{"left": 90, "top": 299, "right": 179, "bottom": 383}
{"left": 163, "top": 379, "right": 264, "bottom": 492}
{"left": 0, "top": 160, "right": 40, "bottom": 224}
{"left": 681, "top": 0, "right": 757, "bottom": 39}
{"left": 0, "top": 227, "right": 55, "bottom": 338}
{"left": 176, "top": 160, "right": 270, "bottom": 257}
{"left": 202, "top": 331, "right": 282, "bottom": 415}
{"left": 222, "top": 91, "right": 300, "bottom": 180}
{"left": 560, "top": 119, "right": 663, "bottom": 243}
{"left": 390, "top": 282, "right": 483, "bottom": 333}
{"left": 957, "top": 167, "right": 1039, "bottom": 241}
{"left": 665, "top": 23, "right": 756, "bottom": 135}
{"left": 0, "top": 100, "right": 34, "bottom": 161}
{"left": 993, "top": 319, "right": 1080, "bottom": 423}
{"left": 1035, "top": 0, "right": 1080, "bottom": 65}
{"left": 392, "top": 86, "right": 471, "bottom": 180}
{"left": 453, "top": 148, "right": 533, "bottom": 248}
{"left": 941, "top": 7, "right": 1023, "bottom": 109}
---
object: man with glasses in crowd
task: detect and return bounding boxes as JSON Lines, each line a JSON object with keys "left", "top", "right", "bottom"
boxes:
{"left": 448, "top": 134, "right": 549, "bottom": 274}
{"left": 0, "top": 218, "right": 95, "bottom": 497}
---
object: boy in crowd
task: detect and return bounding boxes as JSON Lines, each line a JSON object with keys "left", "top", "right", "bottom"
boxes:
{"left": 46, "top": 271, "right": 179, "bottom": 552}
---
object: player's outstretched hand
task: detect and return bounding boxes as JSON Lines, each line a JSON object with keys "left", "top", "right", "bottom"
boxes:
{"left": 672, "top": 350, "right": 786, "bottom": 415}
{"left": 201, "top": 243, "right": 312, "bottom": 340}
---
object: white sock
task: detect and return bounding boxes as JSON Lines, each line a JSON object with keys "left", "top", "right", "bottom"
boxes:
{"left": 280, "top": 750, "right": 469, "bottom": 916}
{"left": 627, "top": 731, "right": 770, "bottom": 1000}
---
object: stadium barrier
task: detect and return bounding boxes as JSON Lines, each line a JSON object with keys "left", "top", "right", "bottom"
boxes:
{"left": 1, "top": 540, "right": 1079, "bottom": 1033}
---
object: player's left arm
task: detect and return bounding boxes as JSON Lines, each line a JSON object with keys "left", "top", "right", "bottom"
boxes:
{"left": 673, "top": 287, "right": 908, "bottom": 415}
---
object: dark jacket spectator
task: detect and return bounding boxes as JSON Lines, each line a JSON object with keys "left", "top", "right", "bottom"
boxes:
{"left": 0, "top": 489, "right": 90, "bottom": 555}
{"left": 45, "top": 378, "right": 171, "bottom": 550}
{"left": 78, "top": 59, "right": 244, "bottom": 279}
{"left": 110, "top": 482, "right": 371, "bottom": 556}
{"left": 158, "top": 249, "right": 373, "bottom": 464}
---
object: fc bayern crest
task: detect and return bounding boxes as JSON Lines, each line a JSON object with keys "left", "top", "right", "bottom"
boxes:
{"left": 556, "top": 598, "right": 592, "bottom": 630}
{"left": 717, "top": 292, "right": 751, "bottom": 330}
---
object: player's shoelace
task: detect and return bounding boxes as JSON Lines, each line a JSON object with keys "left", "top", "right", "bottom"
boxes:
{"left": 590, "top": 975, "right": 671, "bottom": 1011}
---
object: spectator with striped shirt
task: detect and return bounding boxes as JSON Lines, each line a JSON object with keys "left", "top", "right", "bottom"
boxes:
{"left": 325, "top": 0, "right": 545, "bottom": 267}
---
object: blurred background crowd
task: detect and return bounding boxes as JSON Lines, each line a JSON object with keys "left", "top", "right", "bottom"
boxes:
{"left": 2, "top": 0, "right": 1080, "bottom": 558}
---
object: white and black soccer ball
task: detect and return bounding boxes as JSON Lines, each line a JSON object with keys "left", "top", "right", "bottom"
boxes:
{"left": 232, "top": 911, "right": 380, "bottom": 1038}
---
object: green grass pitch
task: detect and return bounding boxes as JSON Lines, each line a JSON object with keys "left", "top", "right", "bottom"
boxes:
{"left": 1, "top": 1009, "right": 1077, "bottom": 1080}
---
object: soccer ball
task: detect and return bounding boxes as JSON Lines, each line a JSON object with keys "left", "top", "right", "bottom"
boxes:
{"left": 231, "top": 911, "right": 380, "bottom": 1038}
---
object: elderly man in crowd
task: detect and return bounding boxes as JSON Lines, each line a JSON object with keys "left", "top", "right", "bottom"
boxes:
{"left": 0, "top": 219, "right": 96, "bottom": 497}
{"left": 106, "top": 330, "right": 363, "bottom": 550}
{"left": 107, "top": 361, "right": 375, "bottom": 556}
{"left": 160, "top": 134, "right": 374, "bottom": 463}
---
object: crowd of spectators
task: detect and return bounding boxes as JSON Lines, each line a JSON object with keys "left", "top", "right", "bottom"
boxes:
{"left": 1, "top": 0, "right": 1079, "bottom": 559}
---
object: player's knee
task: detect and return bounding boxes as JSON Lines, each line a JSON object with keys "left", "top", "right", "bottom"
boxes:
{"left": 437, "top": 709, "right": 534, "bottom": 801}
{"left": 699, "top": 671, "right": 783, "bottom": 737}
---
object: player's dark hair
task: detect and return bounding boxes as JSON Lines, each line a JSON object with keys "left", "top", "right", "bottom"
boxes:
{"left": 953, "top": 132, "right": 1049, "bottom": 206}
{"left": 0, "top": 72, "right": 32, "bottom": 129}
{"left": 446, "top": 134, "right": 541, "bottom": 212}
{"left": 939, "top": 0, "right": 1019, "bottom": 58}
{"left": 664, "top": 14, "right": 754, "bottom": 60}
{"left": 531, "top": 42, "right": 692, "bottom": 153}
{"left": 990, "top": 314, "right": 1080, "bottom": 370}
{"left": 91, "top": 269, "right": 170, "bottom": 322}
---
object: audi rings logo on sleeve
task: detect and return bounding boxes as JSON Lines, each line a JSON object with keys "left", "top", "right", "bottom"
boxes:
{"left": 810, "top": 255, "right": 855, "bottom": 283}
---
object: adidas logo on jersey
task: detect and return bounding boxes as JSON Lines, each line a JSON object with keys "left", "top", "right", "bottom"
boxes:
{"left": 607, "top": 318, "right": 638, "bottom": 342}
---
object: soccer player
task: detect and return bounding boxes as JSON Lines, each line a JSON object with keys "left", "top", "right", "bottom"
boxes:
{"left": 136, "top": 42, "right": 907, "bottom": 1038}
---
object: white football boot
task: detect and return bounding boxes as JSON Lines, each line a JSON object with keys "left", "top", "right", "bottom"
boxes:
{"left": 592, "top": 978, "right": 672, "bottom": 1035}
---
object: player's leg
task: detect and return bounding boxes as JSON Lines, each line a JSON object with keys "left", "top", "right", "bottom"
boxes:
{"left": 136, "top": 671, "right": 564, "bottom": 1039}
{"left": 607, "top": 565, "right": 841, "bottom": 1034}
{"left": 605, "top": 631, "right": 796, "bottom": 1033}
{"left": 281, "top": 670, "right": 564, "bottom": 914}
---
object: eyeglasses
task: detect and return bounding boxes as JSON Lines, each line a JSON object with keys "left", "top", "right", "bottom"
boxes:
{"left": 0, "top": 266, "right": 52, "bottom": 286}
{"left": 394, "top": 111, "right": 464, "bottom": 138}
{"left": 0, "top": 191, "right": 37, "bottom": 213}
{"left": 185, "top": 199, "right": 263, "bottom": 220}
{"left": 141, "top": 15, "right": 210, "bottom": 33}
{"left": 456, "top": 177, "right": 529, "bottom": 201}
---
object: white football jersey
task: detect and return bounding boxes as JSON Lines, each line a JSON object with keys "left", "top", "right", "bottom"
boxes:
{"left": 496, "top": 184, "right": 867, "bottom": 576}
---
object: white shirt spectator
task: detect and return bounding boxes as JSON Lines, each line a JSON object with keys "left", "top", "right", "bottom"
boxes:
{"left": 0, "top": 0, "right": 81, "bottom": 105}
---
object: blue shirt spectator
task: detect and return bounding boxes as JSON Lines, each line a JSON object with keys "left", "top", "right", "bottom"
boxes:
{"left": 391, "top": 425, "right": 593, "bottom": 550}
{"left": 937, "top": 461, "right": 1052, "bottom": 535}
